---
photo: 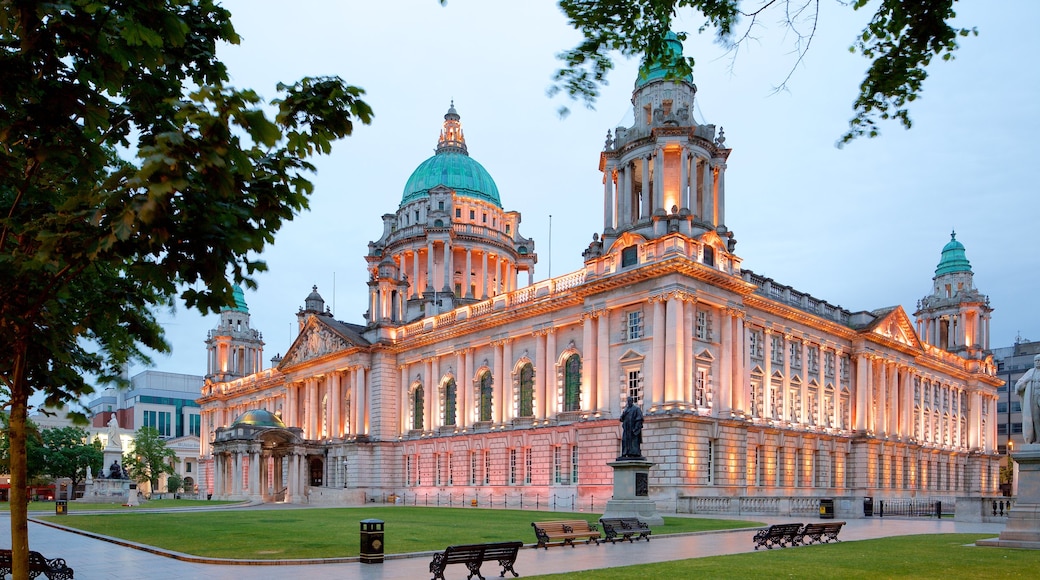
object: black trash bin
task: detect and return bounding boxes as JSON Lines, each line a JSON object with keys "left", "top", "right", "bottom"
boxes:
{"left": 863, "top": 496, "right": 874, "bottom": 517}
{"left": 819, "top": 498, "right": 834, "bottom": 519}
{"left": 360, "top": 519, "right": 385, "bottom": 564}
{"left": 55, "top": 500, "right": 68, "bottom": 515}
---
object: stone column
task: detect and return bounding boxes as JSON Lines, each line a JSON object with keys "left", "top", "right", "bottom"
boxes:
{"left": 545, "top": 329, "right": 557, "bottom": 417}
{"left": 481, "top": 251, "right": 489, "bottom": 299}
{"left": 855, "top": 353, "right": 869, "bottom": 432}
{"left": 503, "top": 339, "right": 514, "bottom": 422}
{"left": 679, "top": 149, "right": 689, "bottom": 210}
{"left": 763, "top": 330, "right": 773, "bottom": 419}
{"left": 424, "top": 358, "right": 434, "bottom": 431}
{"left": 717, "top": 307, "right": 733, "bottom": 416}
{"left": 651, "top": 299, "right": 666, "bottom": 406}
{"left": 664, "top": 296, "right": 679, "bottom": 403}
{"left": 641, "top": 155, "right": 651, "bottom": 219}
{"left": 653, "top": 147, "right": 664, "bottom": 212}
{"left": 597, "top": 309, "right": 611, "bottom": 415}
{"left": 493, "top": 341, "right": 504, "bottom": 423}
{"left": 443, "top": 242, "right": 452, "bottom": 292}
{"left": 535, "top": 330, "right": 547, "bottom": 418}
{"left": 878, "top": 360, "right": 888, "bottom": 436}
{"left": 356, "top": 367, "right": 367, "bottom": 435}
{"left": 603, "top": 163, "right": 615, "bottom": 231}
{"left": 581, "top": 313, "right": 597, "bottom": 410}
{"left": 426, "top": 241, "right": 435, "bottom": 291}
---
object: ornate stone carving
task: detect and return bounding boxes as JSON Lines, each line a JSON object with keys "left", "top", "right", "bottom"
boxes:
{"left": 282, "top": 325, "right": 350, "bottom": 367}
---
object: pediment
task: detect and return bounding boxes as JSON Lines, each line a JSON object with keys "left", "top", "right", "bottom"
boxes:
{"left": 279, "top": 317, "right": 356, "bottom": 369}
{"left": 618, "top": 349, "right": 645, "bottom": 364}
{"left": 860, "top": 306, "right": 922, "bottom": 350}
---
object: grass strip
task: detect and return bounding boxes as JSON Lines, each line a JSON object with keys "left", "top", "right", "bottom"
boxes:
{"left": 526, "top": 533, "right": 1039, "bottom": 579}
{"left": 39, "top": 507, "right": 757, "bottom": 559}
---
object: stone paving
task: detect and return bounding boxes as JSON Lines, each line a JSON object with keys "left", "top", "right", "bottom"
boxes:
{"left": 0, "top": 506, "right": 1007, "bottom": 580}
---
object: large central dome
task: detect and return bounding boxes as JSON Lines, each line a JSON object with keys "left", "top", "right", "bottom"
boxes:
{"left": 401, "top": 104, "right": 502, "bottom": 207}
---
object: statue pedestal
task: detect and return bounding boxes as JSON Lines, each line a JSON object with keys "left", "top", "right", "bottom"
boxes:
{"left": 601, "top": 459, "right": 663, "bottom": 526}
{"left": 978, "top": 444, "right": 1040, "bottom": 549}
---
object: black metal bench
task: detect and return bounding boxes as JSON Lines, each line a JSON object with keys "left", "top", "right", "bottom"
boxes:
{"left": 429, "top": 541, "right": 522, "bottom": 580}
{"left": 599, "top": 517, "right": 652, "bottom": 543}
{"left": 0, "top": 549, "right": 75, "bottom": 579}
{"left": 530, "top": 520, "right": 601, "bottom": 549}
{"left": 794, "top": 521, "right": 845, "bottom": 545}
{"left": 752, "top": 523, "right": 804, "bottom": 550}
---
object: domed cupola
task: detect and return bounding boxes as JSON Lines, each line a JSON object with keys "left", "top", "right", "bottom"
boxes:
{"left": 914, "top": 230, "right": 992, "bottom": 357}
{"left": 304, "top": 285, "right": 325, "bottom": 313}
{"left": 635, "top": 31, "right": 693, "bottom": 89}
{"left": 935, "top": 231, "right": 972, "bottom": 276}
{"left": 205, "top": 283, "right": 264, "bottom": 382}
{"left": 232, "top": 408, "right": 287, "bottom": 429}
{"left": 401, "top": 103, "right": 502, "bottom": 207}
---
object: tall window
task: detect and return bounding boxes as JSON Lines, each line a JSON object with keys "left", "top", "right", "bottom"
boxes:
{"left": 627, "top": 310, "right": 644, "bottom": 340}
{"left": 143, "top": 410, "right": 172, "bottom": 437}
{"left": 627, "top": 369, "right": 643, "bottom": 405}
{"left": 695, "top": 309, "right": 712, "bottom": 341}
{"left": 524, "top": 448, "right": 533, "bottom": 484}
{"left": 483, "top": 450, "right": 491, "bottom": 485}
{"left": 469, "top": 451, "right": 477, "bottom": 485}
{"left": 188, "top": 413, "right": 201, "bottom": 437}
{"left": 412, "top": 385, "right": 424, "bottom": 430}
{"left": 770, "top": 334, "right": 784, "bottom": 365}
{"left": 750, "top": 374, "right": 763, "bottom": 418}
{"left": 479, "top": 372, "right": 493, "bottom": 422}
{"left": 749, "top": 330, "right": 764, "bottom": 360}
{"left": 509, "top": 449, "right": 518, "bottom": 485}
{"left": 571, "top": 446, "right": 579, "bottom": 484}
{"left": 553, "top": 446, "right": 562, "bottom": 484}
{"left": 447, "top": 452, "right": 454, "bottom": 486}
{"left": 706, "top": 440, "right": 715, "bottom": 485}
{"left": 518, "top": 364, "right": 534, "bottom": 417}
{"left": 564, "top": 354, "right": 581, "bottom": 412}
{"left": 443, "top": 379, "right": 457, "bottom": 426}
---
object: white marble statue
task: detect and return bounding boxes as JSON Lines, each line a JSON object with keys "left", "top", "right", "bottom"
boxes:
{"left": 1015, "top": 354, "right": 1040, "bottom": 445}
{"left": 106, "top": 415, "right": 122, "bottom": 450}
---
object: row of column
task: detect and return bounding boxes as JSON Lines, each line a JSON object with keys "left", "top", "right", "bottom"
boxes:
{"left": 212, "top": 449, "right": 305, "bottom": 502}
{"left": 401, "top": 244, "right": 519, "bottom": 300}
{"left": 208, "top": 341, "right": 263, "bottom": 378}
{"left": 754, "top": 330, "right": 847, "bottom": 429}
{"left": 603, "top": 147, "right": 725, "bottom": 231}
{"left": 918, "top": 309, "right": 991, "bottom": 351}
{"left": 284, "top": 367, "right": 368, "bottom": 440}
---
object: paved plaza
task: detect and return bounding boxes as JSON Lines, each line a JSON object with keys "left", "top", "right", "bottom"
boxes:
{"left": 1, "top": 507, "right": 1007, "bottom": 579}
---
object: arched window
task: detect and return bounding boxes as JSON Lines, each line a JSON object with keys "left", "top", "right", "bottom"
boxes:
{"left": 519, "top": 364, "right": 534, "bottom": 417}
{"left": 479, "top": 371, "right": 493, "bottom": 422}
{"left": 444, "top": 379, "right": 457, "bottom": 426}
{"left": 412, "top": 385, "right": 424, "bottom": 430}
{"left": 564, "top": 354, "right": 581, "bottom": 412}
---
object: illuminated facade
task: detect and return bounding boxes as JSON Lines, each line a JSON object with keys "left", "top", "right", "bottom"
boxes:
{"left": 198, "top": 36, "right": 1003, "bottom": 513}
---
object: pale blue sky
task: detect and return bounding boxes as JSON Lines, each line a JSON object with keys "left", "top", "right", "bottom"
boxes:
{"left": 133, "top": 0, "right": 1039, "bottom": 380}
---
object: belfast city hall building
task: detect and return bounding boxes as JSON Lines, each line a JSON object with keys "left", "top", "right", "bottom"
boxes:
{"left": 198, "top": 36, "right": 1003, "bottom": 517}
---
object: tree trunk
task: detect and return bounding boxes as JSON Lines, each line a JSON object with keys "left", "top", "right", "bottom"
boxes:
{"left": 10, "top": 343, "right": 31, "bottom": 580}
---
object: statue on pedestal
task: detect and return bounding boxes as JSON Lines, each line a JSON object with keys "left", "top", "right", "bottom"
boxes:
{"left": 1016, "top": 354, "right": 1040, "bottom": 444}
{"left": 106, "top": 415, "right": 122, "bottom": 450}
{"left": 620, "top": 396, "right": 644, "bottom": 459}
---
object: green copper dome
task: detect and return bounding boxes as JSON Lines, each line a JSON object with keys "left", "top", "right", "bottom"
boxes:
{"left": 935, "top": 231, "right": 972, "bottom": 276}
{"left": 232, "top": 409, "right": 286, "bottom": 428}
{"left": 401, "top": 104, "right": 502, "bottom": 208}
{"left": 228, "top": 284, "right": 249, "bottom": 313}
{"left": 635, "top": 32, "right": 693, "bottom": 88}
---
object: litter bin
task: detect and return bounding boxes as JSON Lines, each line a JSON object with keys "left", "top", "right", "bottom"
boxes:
{"left": 863, "top": 496, "right": 874, "bottom": 517}
{"left": 819, "top": 498, "right": 834, "bottom": 519}
{"left": 360, "top": 519, "right": 384, "bottom": 564}
{"left": 55, "top": 500, "right": 68, "bottom": 515}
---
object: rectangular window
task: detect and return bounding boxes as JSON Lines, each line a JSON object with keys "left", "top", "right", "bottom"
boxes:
{"left": 825, "top": 351, "right": 835, "bottom": 378}
{"left": 509, "top": 449, "right": 517, "bottom": 485}
{"left": 627, "top": 310, "right": 644, "bottom": 340}
{"left": 775, "top": 447, "right": 783, "bottom": 487}
{"left": 435, "top": 454, "right": 442, "bottom": 486}
{"left": 188, "top": 414, "right": 201, "bottom": 437}
{"left": 706, "top": 440, "right": 715, "bottom": 485}
{"left": 186, "top": 462, "right": 192, "bottom": 473}
{"left": 770, "top": 335, "right": 784, "bottom": 365}
{"left": 749, "top": 330, "right": 764, "bottom": 359}
{"left": 482, "top": 213, "right": 487, "bottom": 223}
{"left": 808, "top": 347, "right": 819, "bottom": 374}
{"left": 469, "top": 209, "right": 475, "bottom": 219}
{"left": 447, "top": 453, "right": 453, "bottom": 486}
{"left": 553, "top": 446, "right": 562, "bottom": 484}
{"left": 456, "top": 208, "right": 461, "bottom": 218}
{"left": 143, "top": 410, "right": 157, "bottom": 430}
{"left": 483, "top": 450, "right": 491, "bottom": 485}
{"left": 571, "top": 446, "right": 579, "bottom": 484}
{"left": 621, "top": 245, "right": 638, "bottom": 267}
{"left": 406, "top": 456, "right": 412, "bottom": 487}
{"left": 695, "top": 309, "right": 712, "bottom": 341}
{"left": 789, "top": 342, "right": 802, "bottom": 370}
{"left": 524, "top": 448, "right": 532, "bottom": 485}
{"left": 627, "top": 369, "right": 643, "bottom": 405}
{"left": 470, "top": 452, "right": 477, "bottom": 485}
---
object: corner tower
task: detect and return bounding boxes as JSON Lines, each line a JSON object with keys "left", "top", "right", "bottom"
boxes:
{"left": 367, "top": 104, "right": 537, "bottom": 325}
{"left": 914, "top": 231, "right": 992, "bottom": 358}
{"left": 205, "top": 285, "right": 264, "bottom": 381}
{"left": 598, "top": 33, "right": 734, "bottom": 251}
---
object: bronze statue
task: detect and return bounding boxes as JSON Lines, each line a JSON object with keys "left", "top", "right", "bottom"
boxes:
{"left": 620, "top": 396, "right": 644, "bottom": 459}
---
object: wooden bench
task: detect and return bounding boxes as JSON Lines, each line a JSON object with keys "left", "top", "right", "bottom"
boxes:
{"left": 599, "top": 517, "right": 652, "bottom": 543}
{"left": 0, "top": 549, "right": 75, "bottom": 579}
{"left": 429, "top": 541, "right": 522, "bottom": 580}
{"left": 531, "top": 520, "right": 601, "bottom": 549}
{"left": 794, "top": 521, "right": 845, "bottom": 545}
{"left": 752, "top": 523, "right": 804, "bottom": 550}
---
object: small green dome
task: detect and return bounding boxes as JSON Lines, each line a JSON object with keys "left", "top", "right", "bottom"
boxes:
{"left": 401, "top": 104, "right": 502, "bottom": 208}
{"left": 635, "top": 32, "right": 693, "bottom": 88}
{"left": 935, "top": 231, "right": 972, "bottom": 276}
{"left": 232, "top": 409, "right": 286, "bottom": 428}
{"left": 228, "top": 284, "right": 249, "bottom": 313}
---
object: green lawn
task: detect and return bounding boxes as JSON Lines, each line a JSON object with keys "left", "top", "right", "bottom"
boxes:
{"left": 12, "top": 499, "right": 240, "bottom": 512}
{"left": 37, "top": 507, "right": 758, "bottom": 559}
{"left": 525, "top": 534, "right": 1040, "bottom": 579}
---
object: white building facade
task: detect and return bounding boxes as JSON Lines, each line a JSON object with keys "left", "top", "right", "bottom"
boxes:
{"left": 198, "top": 37, "right": 1003, "bottom": 516}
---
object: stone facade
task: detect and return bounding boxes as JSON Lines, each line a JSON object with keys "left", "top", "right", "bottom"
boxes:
{"left": 197, "top": 38, "right": 1003, "bottom": 516}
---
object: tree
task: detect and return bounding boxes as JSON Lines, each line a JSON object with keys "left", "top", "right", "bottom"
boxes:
{"left": 166, "top": 472, "right": 184, "bottom": 496}
{"left": 552, "top": 0, "right": 976, "bottom": 143}
{"left": 122, "top": 427, "right": 178, "bottom": 497}
{"left": 0, "top": 415, "right": 46, "bottom": 485}
{"left": 40, "top": 427, "right": 103, "bottom": 497}
{"left": 0, "top": 1, "right": 371, "bottom": 576}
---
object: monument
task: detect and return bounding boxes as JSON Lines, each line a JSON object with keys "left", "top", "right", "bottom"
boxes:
{"left": 600, "top": 397, "right": 663, "bottom": 526}
{"left": 978, "top": 354, "right": 1040, "bottom": 549}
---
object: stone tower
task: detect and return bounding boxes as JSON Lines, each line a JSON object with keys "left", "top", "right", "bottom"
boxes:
{"left": 205, "top": 285, "right": 264, "bottom": 381}
{"left": 914, "top": 231, "right": 992, "bottom": 359}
